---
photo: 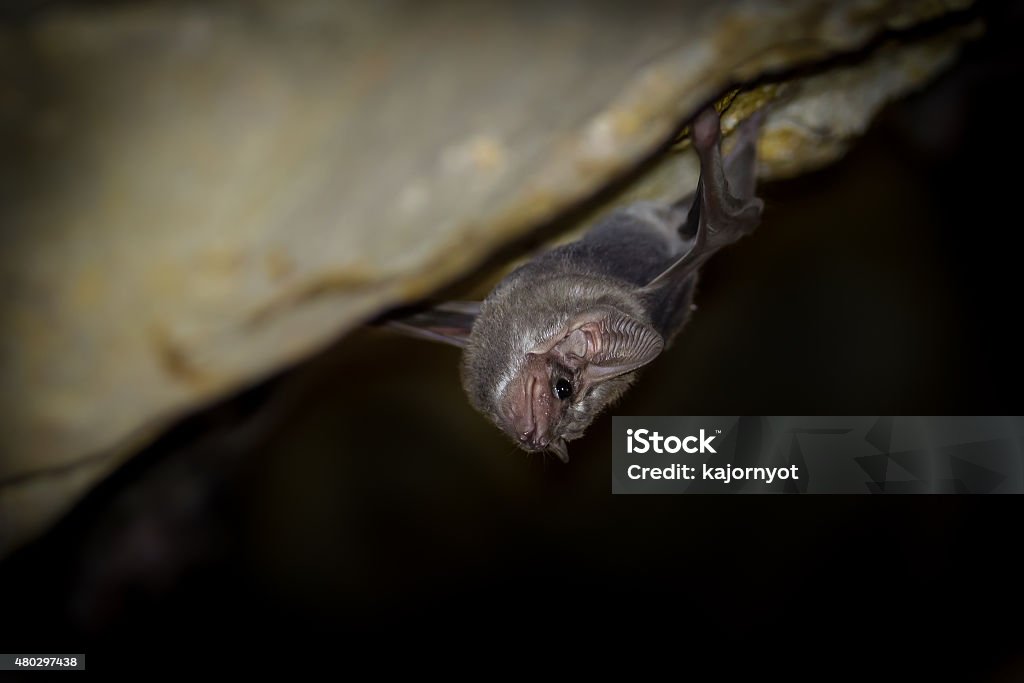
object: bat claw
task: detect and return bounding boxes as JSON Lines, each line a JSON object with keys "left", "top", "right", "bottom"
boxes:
{"left": 691, "top": 107, "right": 722, "bottom": 152}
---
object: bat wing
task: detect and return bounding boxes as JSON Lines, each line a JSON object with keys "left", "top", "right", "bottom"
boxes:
{"left": 643, "top": 108, "right": 764, "bottom": 291}
{"left": 378, "top": 301, "right": 480, "bottom": 348}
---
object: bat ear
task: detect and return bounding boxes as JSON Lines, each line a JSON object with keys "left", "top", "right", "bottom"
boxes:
{"left": 379, "top": 301, "right": 479, "bottom": 348}
{"left": 549, "top": 307, "right": 664, "bottom": 383}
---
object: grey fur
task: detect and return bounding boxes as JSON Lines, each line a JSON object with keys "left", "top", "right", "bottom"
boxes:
{"left": 386, "top": 107, "right": 764, "bottom": 460}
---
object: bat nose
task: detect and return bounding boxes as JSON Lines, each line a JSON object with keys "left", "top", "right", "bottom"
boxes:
{"left": 518, "top": 429, "right": 549, "bottom": 450}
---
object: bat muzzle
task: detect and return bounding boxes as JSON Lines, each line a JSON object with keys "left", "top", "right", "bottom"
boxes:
{"left": 505, "top": 355, "right": 564, "bottom": 453}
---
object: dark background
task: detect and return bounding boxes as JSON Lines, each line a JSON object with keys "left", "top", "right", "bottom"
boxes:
{"left": 2, "top": 1, "right": 1023, "bottom": 676}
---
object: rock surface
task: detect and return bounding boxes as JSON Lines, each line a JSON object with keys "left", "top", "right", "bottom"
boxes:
{"left": 0, "top": 0, "right": 977, "bottom": 554}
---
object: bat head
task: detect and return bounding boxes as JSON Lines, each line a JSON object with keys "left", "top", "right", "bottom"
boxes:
{"left": 465, "top": 305, "right": 664, "bottom": 462}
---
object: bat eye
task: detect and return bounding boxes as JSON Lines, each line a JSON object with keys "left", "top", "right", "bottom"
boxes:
{"left": 554, "top": 378, "right": 573, "bottom": 401}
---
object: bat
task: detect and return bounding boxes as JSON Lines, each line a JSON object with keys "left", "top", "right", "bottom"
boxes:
{"left": 385, "top": 107, "right": 764, "bottom": 462}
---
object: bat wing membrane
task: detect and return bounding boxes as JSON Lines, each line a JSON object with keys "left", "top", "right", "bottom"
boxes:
{"left": 379, "top": 301, "right": 480, "bottom": 348}
{"left": 643, "top": 108, "right": 764, "bottom": 292}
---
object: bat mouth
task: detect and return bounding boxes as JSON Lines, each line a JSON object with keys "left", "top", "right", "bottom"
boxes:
{"left": 513, "top": 434, "right": 569, "bottom": 463}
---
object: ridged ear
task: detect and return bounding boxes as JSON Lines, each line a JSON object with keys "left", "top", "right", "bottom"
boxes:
{"left": 549, "top": 307, "right": 664, "bottom": 383}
